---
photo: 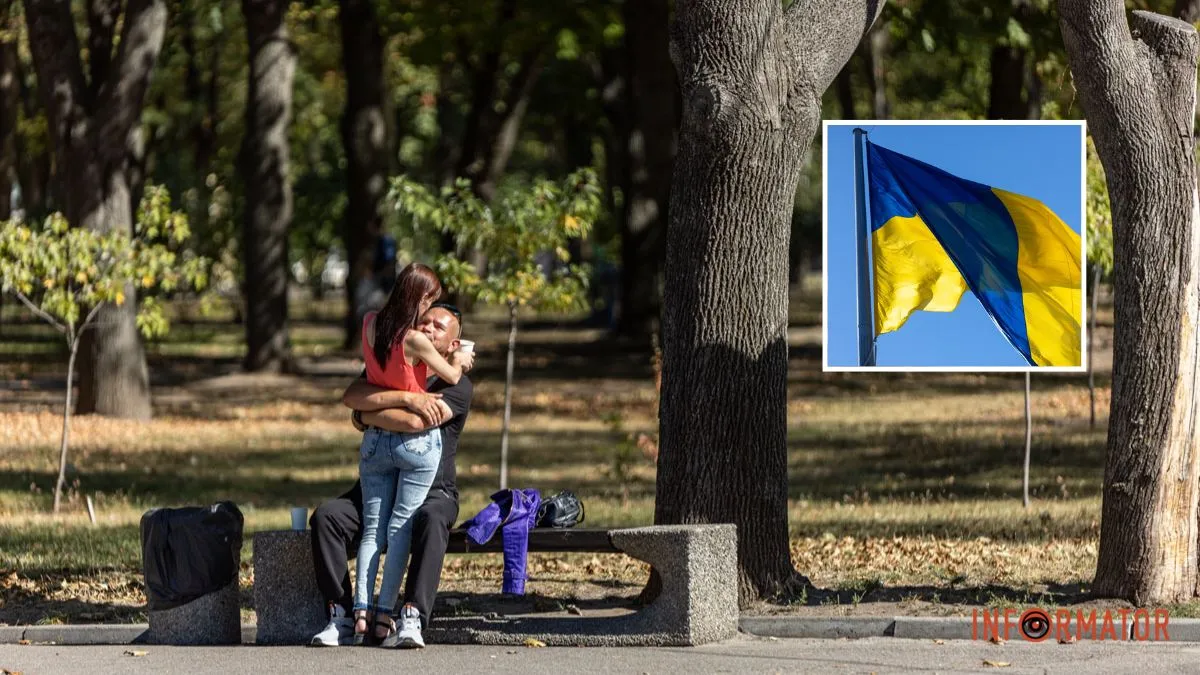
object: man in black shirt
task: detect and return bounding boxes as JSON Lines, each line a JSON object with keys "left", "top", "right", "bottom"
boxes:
{"left": 309, "top": 303, "right": 473, "bottom": 648}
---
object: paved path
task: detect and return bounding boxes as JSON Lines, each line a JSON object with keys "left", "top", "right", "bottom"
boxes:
{"left": 4, "top": 635, "right": 1200, "bottom": 674}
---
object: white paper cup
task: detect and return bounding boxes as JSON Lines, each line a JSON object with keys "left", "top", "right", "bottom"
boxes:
{"left": 290, "top": 507, "right": 307, "bottom": 531}
{"left": 457, "top": 340, "right": 475, "bottom": 354}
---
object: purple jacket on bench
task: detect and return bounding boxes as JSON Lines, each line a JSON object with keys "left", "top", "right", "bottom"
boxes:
{"left": 462, "top": 488, "right": 542, "bottom": 594}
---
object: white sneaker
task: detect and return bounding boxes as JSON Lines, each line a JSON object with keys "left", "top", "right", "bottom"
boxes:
{"left": 388, "top": 604, "right": 425, "bottom": 649}
{"left": 309, "top": 606, "right": 355, "bottom": 647}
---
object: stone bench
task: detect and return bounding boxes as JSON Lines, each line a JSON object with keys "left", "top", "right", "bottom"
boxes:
{"left": 252, "top": 524, "right": 737, "bottom": 646}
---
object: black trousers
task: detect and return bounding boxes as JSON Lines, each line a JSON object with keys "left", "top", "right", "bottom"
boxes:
{"left": 309, "top": 481, "right": 459, "bottom": 629}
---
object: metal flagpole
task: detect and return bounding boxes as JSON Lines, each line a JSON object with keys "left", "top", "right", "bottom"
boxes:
{"left": 852, "top": 128, "right": 877, "bottom": 366}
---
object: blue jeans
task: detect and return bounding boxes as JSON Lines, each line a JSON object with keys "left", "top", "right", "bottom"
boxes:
{"left": 353, "top": 427, "right": 442, "bottom": 616}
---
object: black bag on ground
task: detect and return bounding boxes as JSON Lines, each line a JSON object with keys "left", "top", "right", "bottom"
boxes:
{"left": 140, "top": 501, "right": 244, "bottom": 611}
{"left": 535, "top": 490, "right": 585, "bottom": 528}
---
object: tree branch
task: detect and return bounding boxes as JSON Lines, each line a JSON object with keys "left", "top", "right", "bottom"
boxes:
{"left": 784, "top": 0, "right": 886, "bottom": 93}
{"left": 13, "top": 291, "right": 67, "bottom": 334}
{"left": 95, "top": 0, "right": 167, "bottom": 165}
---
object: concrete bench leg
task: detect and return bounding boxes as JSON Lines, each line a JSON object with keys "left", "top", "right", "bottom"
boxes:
{"left": 610, "top": 523, "right": 739, "bottom": 645}
{"left": 253, "top": 531, "right": 326, "bottom": 645}
{"left": 146, "top": 582, "right": 241, "bottom": 645}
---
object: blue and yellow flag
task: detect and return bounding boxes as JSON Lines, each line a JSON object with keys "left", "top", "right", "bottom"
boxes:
{"left": 866, "top": 141, "right": 1081, "bottom": 367}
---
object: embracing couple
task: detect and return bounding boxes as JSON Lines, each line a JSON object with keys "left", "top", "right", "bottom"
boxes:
{"left": 308, "top": 263, "right": 476, "bottom": 649}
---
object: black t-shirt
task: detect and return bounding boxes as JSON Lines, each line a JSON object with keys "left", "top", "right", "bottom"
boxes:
{"left": 425, "top": 375, "right": 472, "bottom": 495}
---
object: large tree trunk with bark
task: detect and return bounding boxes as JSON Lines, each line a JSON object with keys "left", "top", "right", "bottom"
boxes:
{"left": 1060, "top": 3, "right": 1200, "bottom": 604}
{"left": 240, "top": 0, "right": 295, "bottom": 372}
{"left": 25, "top": 0, "right": 165, "bottom": 420}
{"left": 658, "top": 0, "right": 882, "bottom": 606}
{"left": 338, "top": 0, "right": 389, "bottom": 350}
{"left": 615, "top": 0, "right": 676, "bottom": 340}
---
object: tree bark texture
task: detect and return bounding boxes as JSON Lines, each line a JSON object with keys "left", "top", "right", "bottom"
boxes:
{"left": 240, "top": 0, "right": 295, "bottom": 372}
{"left": 616, "top": 0, "right": 676, "bottom": 339}
{"left": 1060, "top": 3, "right": 1200, "bottom": 604}
{"left": 338, "top": 0, "right": 389, "bottom": 349}
{"left": 659, "top": 0, "right": 883, "bottom": 606}
{"left": 24, "top": 0, "right": 166, "bottom": 420}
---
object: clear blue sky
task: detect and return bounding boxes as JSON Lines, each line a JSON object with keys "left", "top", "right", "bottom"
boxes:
{"left": 824, "top": 123, "right": 1083, "bottom": 368}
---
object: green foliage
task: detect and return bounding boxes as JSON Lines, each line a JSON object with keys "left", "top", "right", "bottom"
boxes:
{"left": 1084, "top": 138, "right": 1114, "bottom": 278}
{"left": 389, "top": 168, "right": 602, "bottom": 312}
{"left": 0, "top": 186, "right": 209, "bottom": 339}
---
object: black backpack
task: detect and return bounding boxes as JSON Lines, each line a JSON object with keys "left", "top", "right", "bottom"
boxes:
{"left": 536, "top": 491, "right": 585, "bottom": 528}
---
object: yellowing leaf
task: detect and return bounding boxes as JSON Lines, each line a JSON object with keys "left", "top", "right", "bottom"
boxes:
{"left": 523, "top": 638, "right": 546, "bottom": 648}
{"left": 982, "top": 661, "right": 1010, "bottom": 668}
{"left": 115, "top": 291, "right": 126, "bottom": 306}
{"left": 141, "top": 274, "right": 154, "bottom": 288}
{"left": 75, "top": 271, "right": 88, "bottom": 284}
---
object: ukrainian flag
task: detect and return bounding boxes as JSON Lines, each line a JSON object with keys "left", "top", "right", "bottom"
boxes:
{"left": 866, "top": 141, "right": 1081, "bottom": 367}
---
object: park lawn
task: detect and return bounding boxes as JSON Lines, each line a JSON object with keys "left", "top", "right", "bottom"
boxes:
{"left": 2, "top": 290, "right": 1175, "bottom": 624}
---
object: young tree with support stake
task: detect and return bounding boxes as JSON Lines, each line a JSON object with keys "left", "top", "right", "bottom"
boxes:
{"left": 0, "top": 187, "right": 208, "bottom": 513}
{"left": 389, "top": 169, "right": 601, "bottom": 489}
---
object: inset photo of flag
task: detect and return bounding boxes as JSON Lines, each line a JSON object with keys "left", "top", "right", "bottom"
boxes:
{"left": 822, "top": 121, "right": 1086, "bottom": 371}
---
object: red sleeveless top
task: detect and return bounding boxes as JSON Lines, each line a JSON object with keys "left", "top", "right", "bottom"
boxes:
{"left": 362, "top": 311, "right": 428, "bottom": 392}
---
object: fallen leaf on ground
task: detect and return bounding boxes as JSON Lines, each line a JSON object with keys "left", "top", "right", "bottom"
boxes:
{"left": 988, "top": 636, "right": 1006, "bottom": 645}
{"left": 566, "top": 604, "right": 582, "bottom": 616}
{"left": 932, "top": 639, "right": 945, "bottom": 645}
{"left": 123, "top": 650, "right": 148, "bottom": 657}
{"left": 1058, "top": 635, "right": 1077, "bottom": 644}
{"left": 3, "top": 669, "right": 24, "bottom": 674}
{"left": 523, "top": 638, "right": 547, "bottom": 648}
{"left": 15, "top": 641, "right": 28, "bottom": 646}
{"left": 983, "top": 661, "right": 1011, "bottom": 668}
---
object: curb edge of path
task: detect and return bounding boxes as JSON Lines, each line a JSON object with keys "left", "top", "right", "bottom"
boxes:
{"left": 739, "top": 615, "right": 1200, "bottom": 642}
{"left": 5, "top": 617, "right": 1200, "bottom": 645}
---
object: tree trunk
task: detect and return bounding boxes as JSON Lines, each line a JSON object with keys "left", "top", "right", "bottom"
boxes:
{"left": 868, "top": 20, "right": 889, "bottom": 119}
{"left": 240, "top": 0, "right": 295, "bottom": 373}
{"left": 53, "top": 332, "right": 80, "bottom": 513}
{"left": 25, "top": 0, "right": 166, "bottom": 420}
{"left": 1089, "top": 263, "right": 1102, "bottom": 429}
{"left": 338, "top": 0, "right": 389, "bottom": 350}
{"left": 474, "top": 47, "right": 545, "bottom": 203}
{"left": 834, "top": 60, "right": 856, "bottom": 120}
{"left": 1060, "top": 4, "right": 1200, "bottom": 604}
{"left": 15, "top": 52, "right": 52, "bottom": 220}
{"left": 499, "top": 303, "right": 517, "bottom": 490}
{"left": 989, "top": 1, "right": 1040, "bottom": 121}
{"left": 988, "top": 44, "right": 1029, "bottom": 120}
{"left": 0, "top": 0, "right": 17, "bottom": 220}
{"left": 616, "top": 0, "right": 676, "bottom": 340}
{"left": 659, "top": 0, "right": 883, "bottom": 606}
